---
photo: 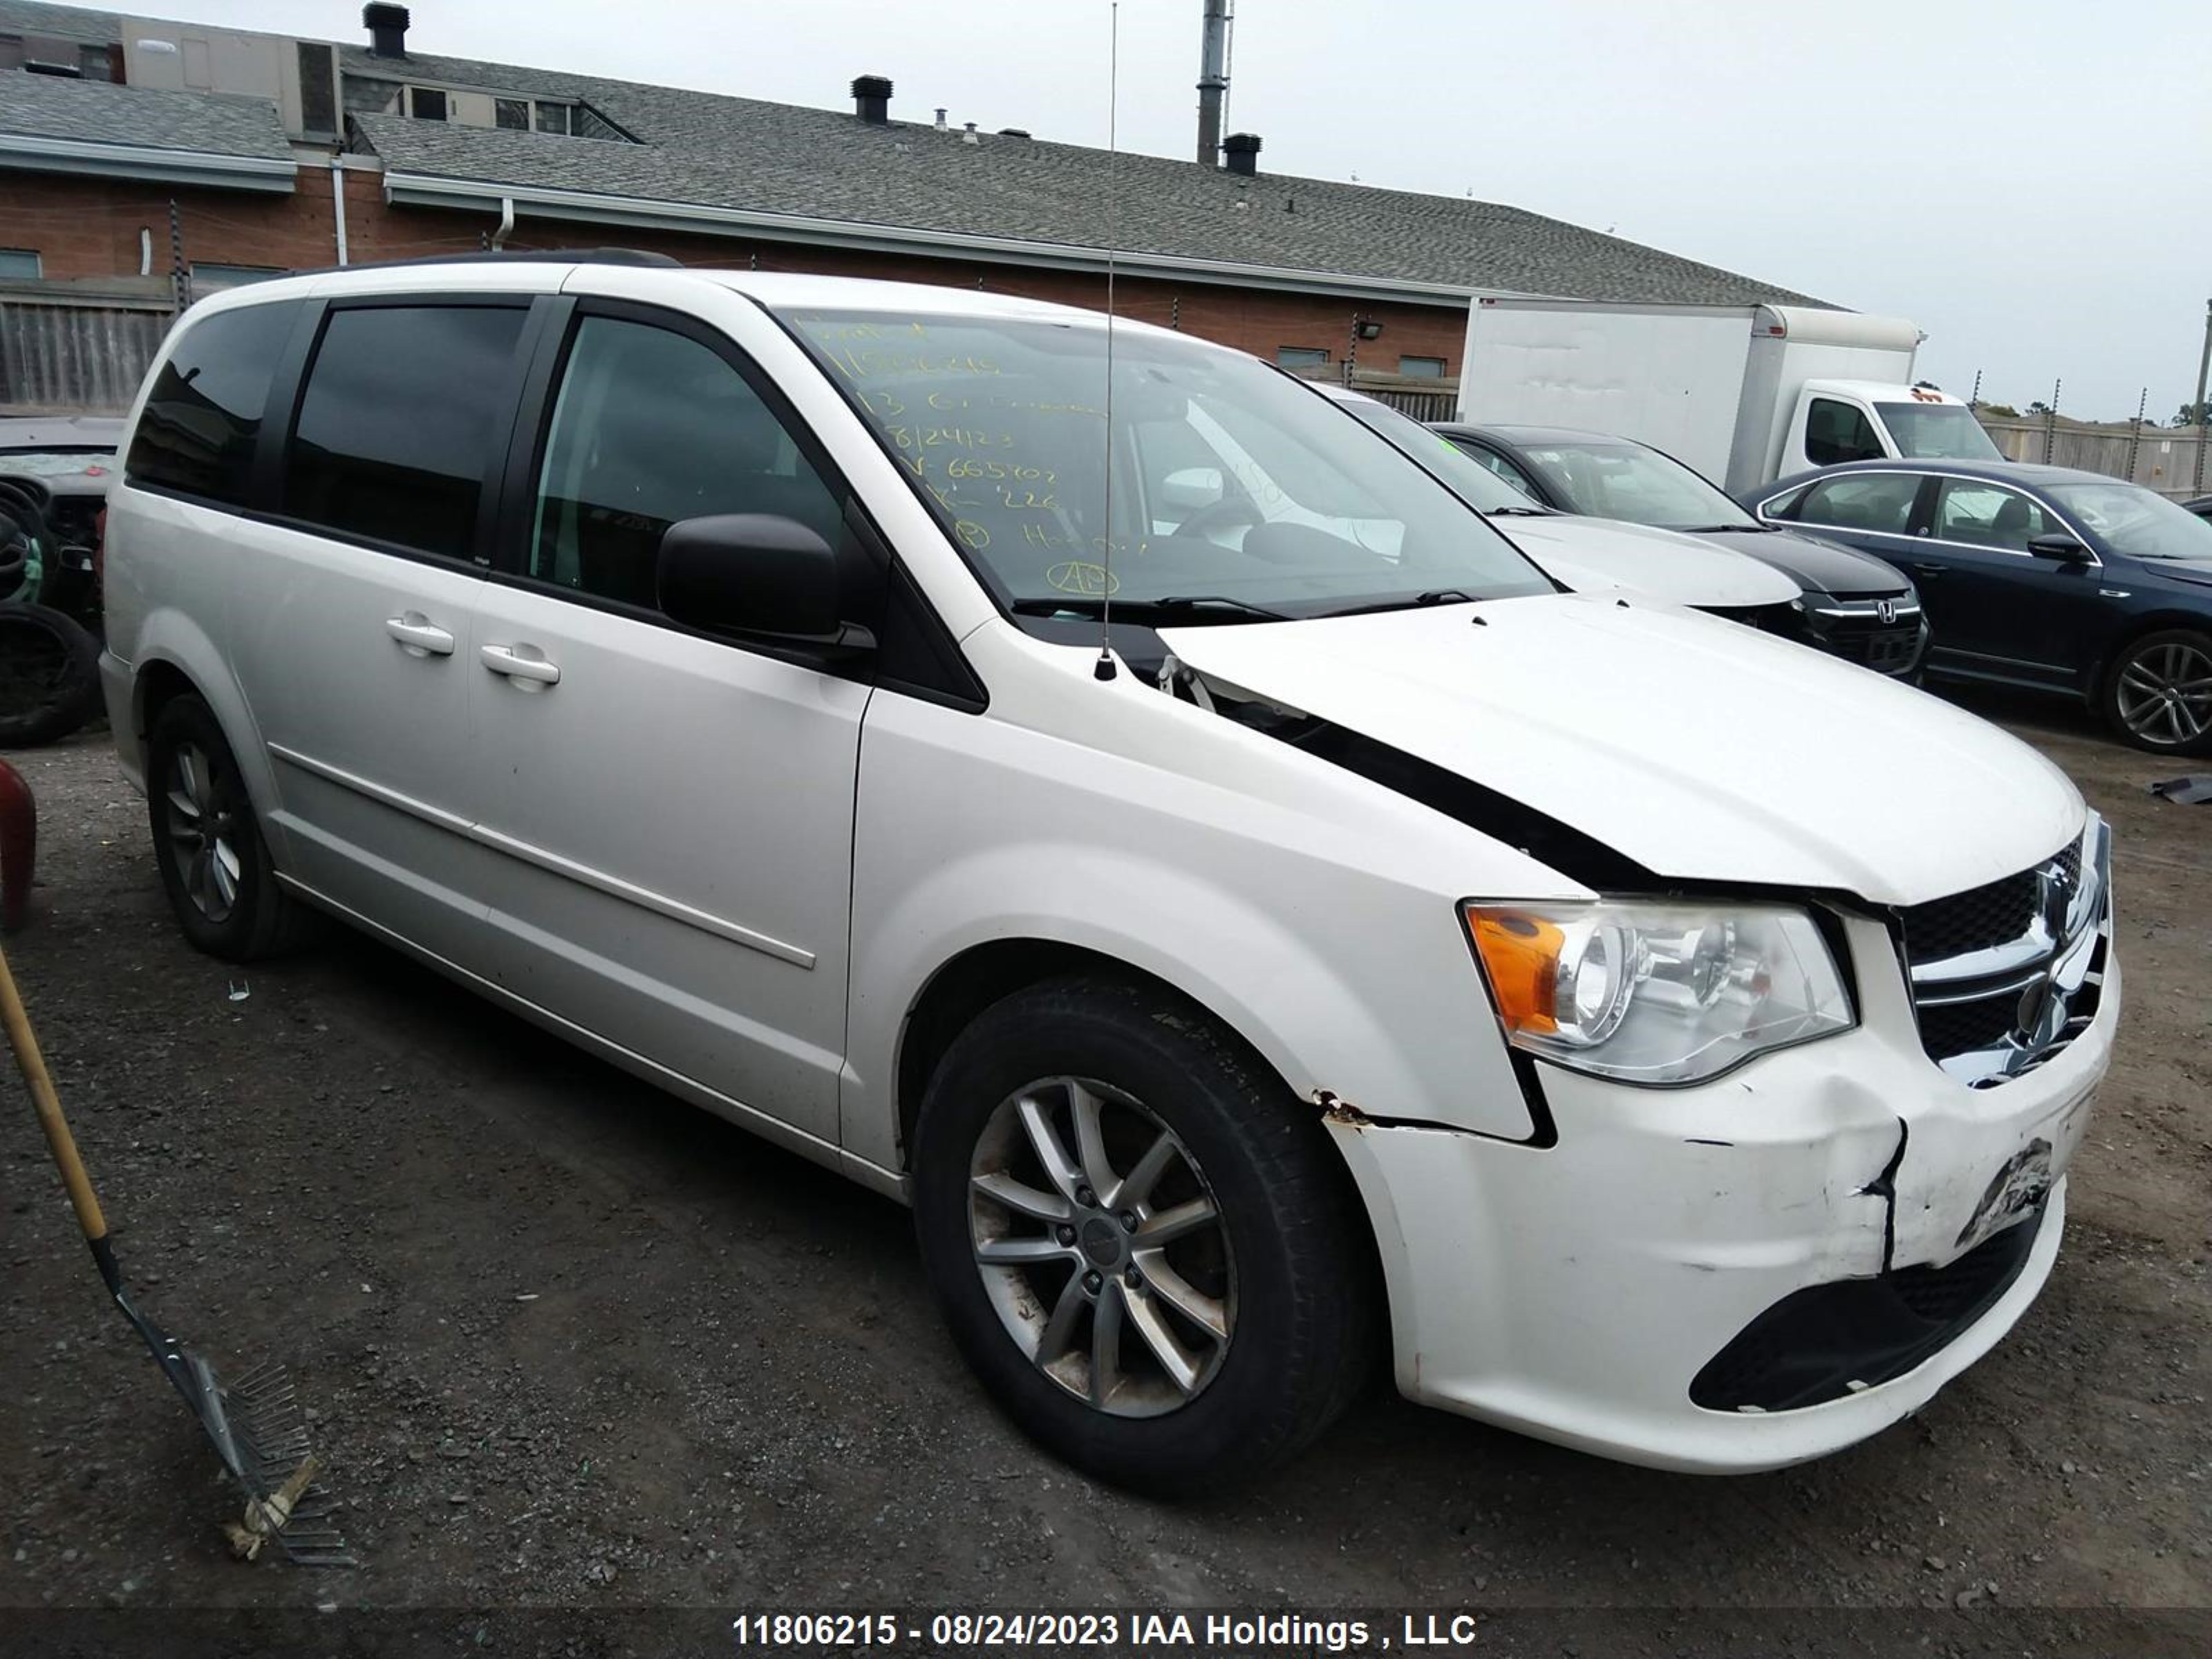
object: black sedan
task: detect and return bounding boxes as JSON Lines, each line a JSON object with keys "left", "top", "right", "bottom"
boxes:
{"left": 1432, "top": 422, "right": 1927, "bottom": 677}
{"left": 1745, "top": 458, "right": 2212, "bottom": 755}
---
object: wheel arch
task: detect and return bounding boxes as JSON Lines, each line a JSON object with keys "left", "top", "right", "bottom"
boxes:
{"left": 894, "top": 936, "right": 1288, "bottom": 1175}
{"left": 2086, "top": 611, "right": 2212, "bottom": 700}
{"left": 125, "top": 615, "right": 281, "bottom": 826}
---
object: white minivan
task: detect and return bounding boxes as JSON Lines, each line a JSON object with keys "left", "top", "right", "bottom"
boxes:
{"left": 100, "top": 254, "right": 2116, "bottom": 1490}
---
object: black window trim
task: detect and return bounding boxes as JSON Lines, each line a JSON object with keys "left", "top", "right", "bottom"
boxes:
{"left": 490, "top": 294, "right": 985, "bottom": 709}
{"left": 238, "top": 290, "right": 545, "bottom": 576}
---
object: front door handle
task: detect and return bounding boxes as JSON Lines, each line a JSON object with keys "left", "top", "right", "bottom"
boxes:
{"left": 1911, "top": 563, "right": 1946, "bottom": 577}
{"left": 480, "top": 643, "right": 561, "bottom": 686}
{"left": 385, "top": 613, "right": 456, "bottom": 656}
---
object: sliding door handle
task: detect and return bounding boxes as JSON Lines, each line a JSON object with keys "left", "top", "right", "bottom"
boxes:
{"left": 480, "top": 643, "right": 561, "bottom": 686}
{"left": 385, "top": 614, "right": 456, "bottom": 656}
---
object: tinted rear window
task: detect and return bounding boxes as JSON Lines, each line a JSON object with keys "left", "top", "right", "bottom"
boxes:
{"left": 282, "top": 304, "right": 528, "bottom": 560}
{"left": 124, "top": 299, "right": 300, "bottom": 506}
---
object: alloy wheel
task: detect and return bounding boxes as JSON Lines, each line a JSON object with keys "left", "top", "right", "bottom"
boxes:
{"left": 967, "top": 1075, "right": 1235, "bottom": 1418}
{"left": 162, "top": 742, "right": 245, "bottom": 924}
{"left": 2115, "top": 641, "right": 2212, "bottom": 746}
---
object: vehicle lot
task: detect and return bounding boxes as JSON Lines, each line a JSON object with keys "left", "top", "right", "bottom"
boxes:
{"left": 0, "top": 689, "right": 2206, "bottom": 1648}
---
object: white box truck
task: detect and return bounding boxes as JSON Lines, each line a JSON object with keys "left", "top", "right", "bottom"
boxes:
{"left": 1454, "top": 298, "right": 2001, "bottom": 494}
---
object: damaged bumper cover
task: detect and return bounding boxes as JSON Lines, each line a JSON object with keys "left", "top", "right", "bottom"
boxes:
{"left": 1324, "top": 912, "right": 2116, "bottom": 1474}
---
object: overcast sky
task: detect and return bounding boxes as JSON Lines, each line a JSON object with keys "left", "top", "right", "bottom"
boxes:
{"left": 144, "top": 0, "right": 2209, "bottom": 420}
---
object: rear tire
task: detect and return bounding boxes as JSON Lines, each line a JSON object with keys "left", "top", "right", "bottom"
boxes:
{"left": 911, "top": 975, "right": 1376, "bottom": 1493}
{"left": 145, "top": 693, "right": 310, "bottom": 959}
{"left": 0, "top": 601, "right": 101, "bottom": 748}
{"left": 2100, "top": 628, "right": 2212, "bottom": 756}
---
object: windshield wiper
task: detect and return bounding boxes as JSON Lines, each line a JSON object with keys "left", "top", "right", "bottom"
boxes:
{"left": 1485, "top": 505, "right": 1551, "bottom": 517}
{"left": 1319, "top": 589, "right": 1480, "bottom": 619}
{"left": 1009, "top": 594, "right": 1293, "bottom": 622}
{"left": 1677, "top": 523, "right": 1765, "bottom": 533}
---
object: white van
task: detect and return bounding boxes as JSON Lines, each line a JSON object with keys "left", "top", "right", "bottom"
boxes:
{"left": 100, "top": 255, "right": 2116, "bottom": 1489}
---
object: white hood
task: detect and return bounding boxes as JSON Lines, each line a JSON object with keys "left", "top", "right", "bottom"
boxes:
{"left": 1161, "top": 593, "right": 2082, "bottom": 906}
{"left": 1497, "top": 514, "right": 1800, "bottom": 610}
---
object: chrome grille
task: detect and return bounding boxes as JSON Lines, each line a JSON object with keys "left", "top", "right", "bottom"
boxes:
{"left": 1902, "top": 816, "right": 2110, "bottom": 1086}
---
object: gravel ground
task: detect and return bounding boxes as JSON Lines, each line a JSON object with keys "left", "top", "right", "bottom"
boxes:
{"left": 0, "top": 687, "right": 2206, "bottom": 1656}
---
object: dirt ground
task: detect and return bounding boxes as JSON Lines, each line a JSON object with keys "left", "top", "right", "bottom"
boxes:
{"left": 1, "top": 686, "right": 2206, "bottom": 1657}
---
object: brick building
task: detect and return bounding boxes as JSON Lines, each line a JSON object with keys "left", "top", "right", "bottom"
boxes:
{"left": 0, "top": 0, "right": 1821, "bottom": 411}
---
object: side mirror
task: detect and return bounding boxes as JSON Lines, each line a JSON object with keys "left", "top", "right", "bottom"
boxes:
{"left": 2026, "top": 532, "right": 2092, "bottom": 565}
{"left": 1159, "top": 467, "right": 1225, "bottom": 514}
{"left": 657, "top": 514, "right": 870, "bottom": 647}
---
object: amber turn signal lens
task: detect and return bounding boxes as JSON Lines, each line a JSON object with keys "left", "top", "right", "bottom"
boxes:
{"left": 1468, "top": 907, "right": 1564, "bottom": 1035}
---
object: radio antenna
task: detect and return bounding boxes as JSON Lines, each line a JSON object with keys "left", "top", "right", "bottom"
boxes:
{"left": 1092, "top": 1, "right": 1121, "bottom": 683}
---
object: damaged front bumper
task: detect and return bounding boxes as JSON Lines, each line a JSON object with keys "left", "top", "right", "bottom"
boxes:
{"left": 1327, "top": 912, "right": 2117, "bottom": 1474}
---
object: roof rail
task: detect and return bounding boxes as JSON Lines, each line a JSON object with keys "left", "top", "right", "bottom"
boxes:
{"left": 290, "top": 247, "right": 687, "bottom": 279}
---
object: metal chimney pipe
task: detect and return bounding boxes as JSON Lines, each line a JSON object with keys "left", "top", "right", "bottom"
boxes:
{"left": 1196, "top": 0, "right": 1232, "bottom": 165}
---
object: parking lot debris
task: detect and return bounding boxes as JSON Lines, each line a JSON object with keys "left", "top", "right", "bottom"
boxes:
{"left": 0, "top": 942, "right": 353, "bottom": 1568}
{"left": 2147, "top": 774, "right": 2212, "bottom": 805}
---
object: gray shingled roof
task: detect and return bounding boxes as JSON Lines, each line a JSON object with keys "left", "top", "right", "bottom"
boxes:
{"left": 1, "top": 1, "right": 1822, "bottom": 306}
{"left": 0, "top": 68, "right": 293, "bottom": 159}
{"left": 344, "top": 43, "right": 1824, "bottom": 308}
{"left": 0, "top": 1, "right": 115, "bottom": 44}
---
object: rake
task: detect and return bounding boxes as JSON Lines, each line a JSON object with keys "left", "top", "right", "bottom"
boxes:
{"left": 0, "top": 943, "right": 352, "bottom": 1566}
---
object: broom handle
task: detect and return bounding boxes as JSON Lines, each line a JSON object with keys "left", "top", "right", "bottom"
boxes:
{"left": 0, "top": 943, "right": 109, "bottom": 1247}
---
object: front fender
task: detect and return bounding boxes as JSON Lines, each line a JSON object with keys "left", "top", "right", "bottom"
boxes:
{"left": 841, "top": 686, "right": 1546, "bottom": 1172}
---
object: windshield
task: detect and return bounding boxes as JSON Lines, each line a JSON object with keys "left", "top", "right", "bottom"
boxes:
{"left": 1507, "top": 439, "right": 1752, "bottom": 530}
{"left": 2047, "top": 480, "right": 2212, "bottom": 561}
{"left": 782, "top": 310, "right": 1553, "bottom": 618}
{"left": 1327, "top": 397, "right": 1545, "bottom": 514}
{"left": 1874, "top": 403, "right": 2002, "bottom": 462}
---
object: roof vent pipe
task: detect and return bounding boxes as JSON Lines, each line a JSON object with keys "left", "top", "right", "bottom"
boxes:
{"left": 362, "top": 2, "right": 410, "bottom": 58}
{"left": 962, "top": 121, "right": 978, "bottom": 144}
{"left": 851, "top": 75, "right": 892, "bottom": 123}
{"left": 1197, "top": 0, "right": 1232, "bottom": 164}
{"left": 1223, "top": 131, "right": 1260, "bottom": 176}
{"left": 934, "top": 107, "right": 948, "bottom": 131}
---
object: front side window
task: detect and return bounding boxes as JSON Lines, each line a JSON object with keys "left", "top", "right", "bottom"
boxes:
{"left": 283, "top": 304, "right": 527, "bottom": 559}
{"left": 1796, "top": 474, "right": 1922, "bottom": 536}
{"left": 1510, "top": 439, "right": 1752, "bottom": 529}
{"left": 1875, "top": 402, "right": 2002, "bottom": 462}
{"left": 529, "top": 316, "right": 844, "bottom": 611}
{"left": 1805, "top": 397, "right": 1884, "bottom": 466}
{"left": 124, "top": 299, "right": 300, "bottom": 506}
{"left": 1933, "top": 481, "right": 2050, "bottom": 551}
{"left": 784, "top": 309, "right": 1550, "bottom": 619}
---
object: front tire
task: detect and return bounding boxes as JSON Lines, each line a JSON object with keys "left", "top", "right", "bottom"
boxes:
{"left": 911, "top": 975, "right": 1376, "bottom": 1493}
{"left": 2100, "top": 629, "right": 2212, "bottom": 756}
{"left": 145, "top": 693, "right": 309, "bottom": 959}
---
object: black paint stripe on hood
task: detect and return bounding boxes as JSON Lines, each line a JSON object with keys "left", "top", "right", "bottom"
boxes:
{"left": 1288, "top": 722, "right": 1660, "bottom": 892}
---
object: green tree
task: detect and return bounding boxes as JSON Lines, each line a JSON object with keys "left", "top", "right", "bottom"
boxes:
{"left": 2175, "top": 401, "right": 2207, "bottom": 427}
{"left": 1980, "top": 402, "right": 2020, "bottom": 419}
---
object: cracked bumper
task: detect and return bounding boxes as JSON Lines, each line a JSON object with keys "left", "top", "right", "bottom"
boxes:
{"left": 1329, "top": 920, "right": 2117, "bottom": 1474}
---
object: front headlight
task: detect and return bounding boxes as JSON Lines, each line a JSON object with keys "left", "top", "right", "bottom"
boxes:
{"left": 1463, "top": 899, "right": 1854, "bottom": 1085}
